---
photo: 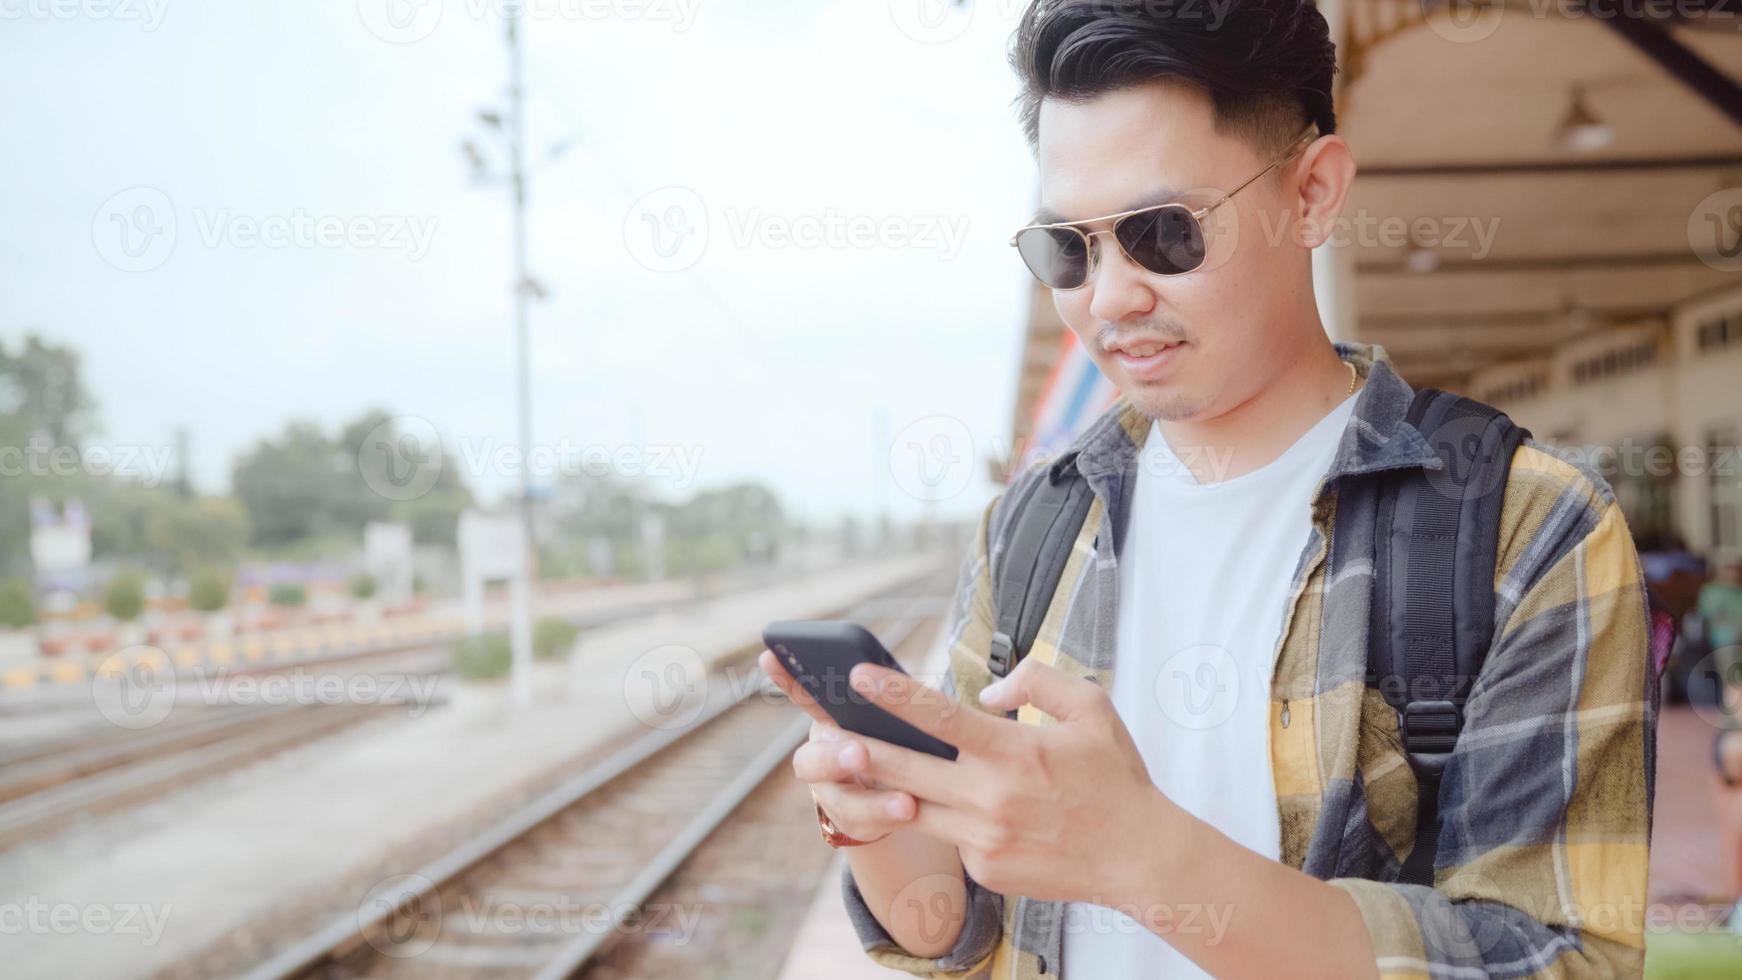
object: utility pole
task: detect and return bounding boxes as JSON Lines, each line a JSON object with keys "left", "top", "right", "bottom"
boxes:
{"left": 463, "top": 1, "right": 539, "bottom": 706}
{"left": 508, "top": 3, "right": 533, "bottom": 563}
{"left": 505, "top": 2, "right": 536, "bottom": 708}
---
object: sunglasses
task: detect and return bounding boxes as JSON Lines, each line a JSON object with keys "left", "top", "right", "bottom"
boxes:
{"left": 1009, "top": 127, "right": 1317, "bottom": 290}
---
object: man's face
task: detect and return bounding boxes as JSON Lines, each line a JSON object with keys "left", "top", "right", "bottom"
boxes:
{"left": 1035, "top": 82, "right": 1304, "bottom": 422}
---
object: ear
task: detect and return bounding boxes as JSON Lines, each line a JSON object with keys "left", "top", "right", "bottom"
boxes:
{"left": 1293, "top": 134, "right": 1356, "bottom": 251}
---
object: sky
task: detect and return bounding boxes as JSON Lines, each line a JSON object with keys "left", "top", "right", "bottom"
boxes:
{"left": 0, "top": 0, "right": 1049, "bottom": 525}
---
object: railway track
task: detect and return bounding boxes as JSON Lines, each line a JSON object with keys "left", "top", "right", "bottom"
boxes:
{"left": 0, "top": 581, "right": 769, "bottom": 851}
{"left": 243, "top": 583, "right": 944, "bottom": 980}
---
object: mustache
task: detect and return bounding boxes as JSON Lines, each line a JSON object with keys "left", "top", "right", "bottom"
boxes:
{"left": 1094, "top": 321, "right": 1190, "bottom": 351}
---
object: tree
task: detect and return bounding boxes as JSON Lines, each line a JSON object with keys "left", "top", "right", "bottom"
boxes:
{"left": 349, "top": 572, "right": 377, "bottom": 599}
{"left": 0, "top": 334, "right": 100, "bottom": 578}
{"left": 543, "top": 475, "right": 786, "bottom": 579}
{"left": 86, "top": 484, "right": 249, "bottom": 576}
{"left": 0, "top": 334, "right": 98, "bottom": 449}
{"left": 104, "top": 568, "right": 146, "bottom": 621}
{"left": 232, "top": 421, "right": 373, "bottom": 547}
{"left": 0, "top": 578, "right": 35, "bottom": 628}
{"left": 187, "top": 567, "right": 230, "bottom": 612}
{"left": 231, "top": 410, "right": 471, "bottom": 551}
{"left": 665, "top": 481, "right": 785, "bottom": 567}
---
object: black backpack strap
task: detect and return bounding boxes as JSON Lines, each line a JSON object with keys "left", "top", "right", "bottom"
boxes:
{"left": 988, "top": 453, "right": 1096, "bottom": 714}
{"left": 1369, "top": 387, "right": 1529, "bottom": 886}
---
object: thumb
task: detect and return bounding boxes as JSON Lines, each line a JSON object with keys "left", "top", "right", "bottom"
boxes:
{"left": 979, "top": 659, "right": 1104, "bottom": 721}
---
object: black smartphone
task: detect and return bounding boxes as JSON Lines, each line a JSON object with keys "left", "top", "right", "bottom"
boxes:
{"left": 762, "top": 619, "right": 959, "bottom": 761}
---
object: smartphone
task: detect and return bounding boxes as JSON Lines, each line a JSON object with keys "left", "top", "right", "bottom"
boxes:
{"left": 762, "top": 619, "right": 958, "bottom": 761}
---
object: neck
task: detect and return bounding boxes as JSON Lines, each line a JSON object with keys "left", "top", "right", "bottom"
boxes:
{"left": 1155, "top": 338, "right": 1351, "bottom": 483}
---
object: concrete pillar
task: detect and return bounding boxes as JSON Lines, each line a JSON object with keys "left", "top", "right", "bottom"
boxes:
{"left": 1313, "top": 0, "right": 1356, "bottom": 342}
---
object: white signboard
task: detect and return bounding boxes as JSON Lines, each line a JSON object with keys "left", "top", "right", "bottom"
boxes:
{"left": 30, "top": 498, "right": 92, "bottom": 591}
{"left": 457, "top": 509, "right": 534, "bottom": 707}
{"left": 364, "top": 522, "right": 414, "bottom": 603}
{"left": 459, "top": 511, "right": 525, "bottom": 582}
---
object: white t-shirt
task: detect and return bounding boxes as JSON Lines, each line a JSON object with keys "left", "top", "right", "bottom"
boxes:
{"left": 1062, "top": 392, "right": 1357, "bottom": 978}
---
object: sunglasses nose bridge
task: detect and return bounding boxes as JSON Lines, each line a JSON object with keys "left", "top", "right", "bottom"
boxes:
{"left": 1080, "top": 227, "right": 1121, "bottom": 280}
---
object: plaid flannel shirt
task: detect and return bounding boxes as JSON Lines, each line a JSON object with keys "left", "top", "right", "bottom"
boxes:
{"left": 843, "top": 342, "right": 1658, "bottom": 978}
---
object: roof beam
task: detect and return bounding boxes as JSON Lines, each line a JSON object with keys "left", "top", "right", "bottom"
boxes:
{"left": 1360, "top": 152, "right": 1742, "bottom": 178}
{"left": 1358, "top": 249, "right": 1709, "bottom": 275}
{"left": 1360, "top": 304, "right": 1672, "bottom": 330}
{"left": 1594, "top": 3, "right": 1742, "bottom": 130}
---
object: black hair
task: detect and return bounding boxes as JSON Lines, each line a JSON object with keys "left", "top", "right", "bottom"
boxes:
{"left": 1010, "top": 0, "right": 1339, "bottom": 156}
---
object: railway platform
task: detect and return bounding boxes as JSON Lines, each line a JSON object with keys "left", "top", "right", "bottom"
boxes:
{"left": 0, "top": 554, "right": 946, "bottom": 979}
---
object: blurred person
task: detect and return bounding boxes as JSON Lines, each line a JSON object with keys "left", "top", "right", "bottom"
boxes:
{"left": 1697, "top": 558, "right": 1742, "bottom": 660}
{"left": 1711, "top": 561, "right": 1742, "bottom": 921}
{"left": 762, "top": 2, "right": 1656, "bottom": 977}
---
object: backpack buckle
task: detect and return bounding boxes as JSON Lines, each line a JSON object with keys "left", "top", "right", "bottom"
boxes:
{"left": 1046, "top": 451, "right": 1081, "bottom": 486}
{"left": 988, "top": 631, "right": 1015, "bottom": 679}
{"left": 1398, "top": 700, "right": 1461, "bottom": 777}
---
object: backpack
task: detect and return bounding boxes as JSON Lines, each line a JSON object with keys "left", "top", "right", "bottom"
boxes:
{"left": 988, "top": 387, "right": 1529, "bottom": 887}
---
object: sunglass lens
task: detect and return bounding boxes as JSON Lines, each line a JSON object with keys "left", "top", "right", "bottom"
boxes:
{"left": 1015, "top": 226, "right": 1089, "bottom": 289}
{"left": 1117, "top": 207, "right": 1205, "bottom": 276}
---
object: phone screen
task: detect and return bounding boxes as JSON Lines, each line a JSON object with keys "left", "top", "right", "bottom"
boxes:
{"left": 764, "top": 620, "right": 958, "bottom": 761}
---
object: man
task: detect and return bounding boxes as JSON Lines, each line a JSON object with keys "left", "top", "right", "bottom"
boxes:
{"left": 759, "top": 1, "right": 1657, "bottom": 976}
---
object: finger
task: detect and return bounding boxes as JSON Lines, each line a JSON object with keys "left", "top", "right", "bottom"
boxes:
{"left": 814, "top": 781, "right": 917, "bottom": 829}
{"left": 906, "top": 798, "right": 987, "bottom": 851}
{"left": 855, "top": 737, "right": 973, "bottom": 809}
{"left": 791, "top": 737, "right": 869, "bottom": 784}
{"left": 759, "top": 650, "right": 834, "bottom": 726}
{"left": 847, "top": 663, "right": 1004, "bottom": 757}
{"left": 978, "top": 658, "right": 1106, "bottom": 722}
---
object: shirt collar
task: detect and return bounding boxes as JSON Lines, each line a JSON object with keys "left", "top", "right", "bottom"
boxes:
{"left": 1067, "top": 341, "right": 1443, "bottom": 498}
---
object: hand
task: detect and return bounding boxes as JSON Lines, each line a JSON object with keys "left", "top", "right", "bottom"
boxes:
{"left": 758, "top": 650, "right": 922, "bottom": 843}
{"left": 841, "top": 656, "right": 1183, "bottom": 906}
